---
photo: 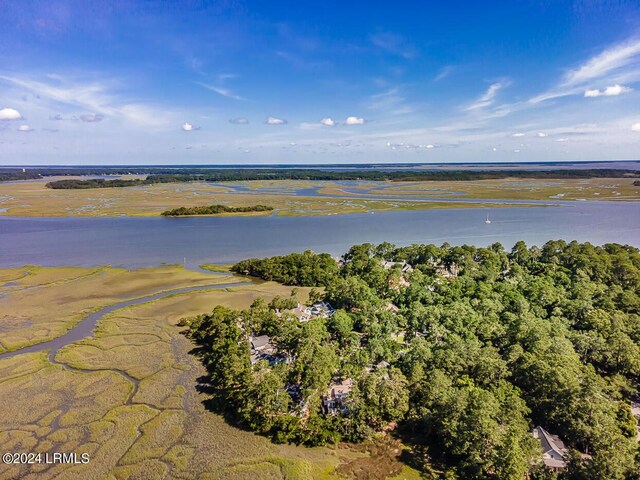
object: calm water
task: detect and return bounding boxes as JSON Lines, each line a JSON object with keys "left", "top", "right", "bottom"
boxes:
{"left": 1, "top": 202, "right": 639, "bottom": 268}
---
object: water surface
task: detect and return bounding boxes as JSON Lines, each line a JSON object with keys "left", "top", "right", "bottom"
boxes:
{"left": 1, "top": 202, "right": 638, "bottom": 268}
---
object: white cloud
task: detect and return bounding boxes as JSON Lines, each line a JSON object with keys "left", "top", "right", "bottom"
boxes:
{"left": 632, "top": 123, "right": 640, "bottom": 132}
{"left": 555, "top": 137, "right": 569, "bottom": 142}
{"left": 181, "top": 122, "right": 200, "bottom": 131}
{"left": 229, "top": 117, "right": 249, "bottom": 125}
{"left": 537, "top": 132, "right": 548, "bottom": 137}
{"left": 266, "top": 116, "right": 287, "bottom": 125}
{"left": 320, "top": 117, "right": 337, "bottom": 126}
{"left": 604, "top": 84, "right": 632, "bottom": 96}
{"left": 584, "top": 84, "right": 633, "bottom": 97}
{"left": 426, "top": 144, "right": 434, "bottom": 149}
{"left": 345, "top": 116, "right": 366, "bottom": 125}
{"left": 17, "top": 124, "right": 33, "bottom": 132}
{"left": 0, "top": 107, "right": 22, "bottom": 120}
{"left": 512, "top": 132, "right": 525, "bottom": 137}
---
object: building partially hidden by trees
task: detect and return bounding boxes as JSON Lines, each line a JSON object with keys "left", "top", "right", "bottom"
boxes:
{"left": 532, "top": 426, "right": 570, "bottom": 472}
{"left": 183, "top": 240, "right": 640, "bottom": 479}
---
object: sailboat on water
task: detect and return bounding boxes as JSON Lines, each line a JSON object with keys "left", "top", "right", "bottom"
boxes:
{"left": 485, "top": 214, "right": 491, "bottom": 224}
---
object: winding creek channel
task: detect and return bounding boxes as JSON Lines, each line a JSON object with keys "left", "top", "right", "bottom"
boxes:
{"left": 0, "top": 278, "right": 254, "bottom": 403}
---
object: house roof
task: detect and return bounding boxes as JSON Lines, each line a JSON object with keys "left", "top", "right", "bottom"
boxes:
{"left": 291, "top": 303, "right": 311, "bottom": 317}
{"left": 382, "top": 260, "right": 413, "bottom": 272}
{"left": 328, "top": 378, "right": 354, "bottom": 398}
{"left": 533, "top": 426, "right": 567, "bottom": 468}
{"left": 534, "top": 426, "right": 566, "bottom": 454}
{"left": 312, "top": 301, "right": 334, "bottom": 311}
{"left": 251, "top": 335, "right": 271, "bottom": 349}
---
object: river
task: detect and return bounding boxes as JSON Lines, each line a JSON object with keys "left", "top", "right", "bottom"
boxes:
{"left": 1, "top": 201, "right": 639, "bottom": 268}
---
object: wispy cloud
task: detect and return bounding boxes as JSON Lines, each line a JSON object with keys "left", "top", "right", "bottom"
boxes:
{"left": 632, "top": 123, "right": 640, "bottom": 132}
{"left": 196, "top": 82, "right": 245, "bottom": 100}
{"left": 434, "top": 65, "right": 455, "bottom": 82}
{"left": 0, "top": 74, "right": 171, "bottom": 127}
{"left": 530, "top": 37, "right": 640, "bottom": 104}
{"left": 274, "top": 51, "right": 330, "bottom": 70}
{"left": 229, "top": 117, "right": 249, "bottom": 125}
{"left": 562, "top": 39, "right": 640, "bottom": 87}
{"left": 218, "top": 73, "right": 238, "bottom": 82}
{"left": 370, "top": 32, "right": 416, "bottom": 59}
{"left": 466, "top": 82, "right": 507, "bottom": 111}
{"left": 367, "top": 88, "right": 413, "bottom": 115}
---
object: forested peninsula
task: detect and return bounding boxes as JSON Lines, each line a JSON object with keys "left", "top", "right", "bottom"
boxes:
{"left": 184, "top": 241, "right": 640, "bottom": 480}
{"left": 161, "top": 204, "right": 273, "bottom": 216}
{"left": 43, "top": 168, "right": 640, "bottom": 189}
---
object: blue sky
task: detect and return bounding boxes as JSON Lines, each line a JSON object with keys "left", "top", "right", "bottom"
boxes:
{"left": 1, "top": 0, "right": 640, "bottom": 165}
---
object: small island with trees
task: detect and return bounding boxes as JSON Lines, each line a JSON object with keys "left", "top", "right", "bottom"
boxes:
{"left": 183, "top": 240, "right": 640, "bottom": 479}
{"left": 161, "top": 204, "right": 273, "bottom": 216}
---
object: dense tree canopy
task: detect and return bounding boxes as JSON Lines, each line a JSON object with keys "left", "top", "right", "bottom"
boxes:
{"left": 232, "top": 250, "right": 340, "bottom": 286}
{"left": 161, "top": 204, "right": 273, "bottom": 216}
{"left": 185, "top": 240, "right": 640, "bottom": 479}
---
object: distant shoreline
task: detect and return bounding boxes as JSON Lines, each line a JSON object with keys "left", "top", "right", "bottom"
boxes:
{"left": 2, "top": 159, "right": 640, "bottom": 170}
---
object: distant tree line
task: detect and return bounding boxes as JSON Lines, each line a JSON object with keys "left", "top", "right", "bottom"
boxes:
{"left": 0, "top": 170, "right": 43, "bottom": 181}
{"left": 41, "top": 168, "right": 640, "bottom": 189}
{"left": 46, "top": 178, "right": 148, "bottom": 189}
{"left": 185, "top": 240, "right": 640, "bottom": 479}
{"left": 161, "top": 204, "right": 273, "bottom": 216}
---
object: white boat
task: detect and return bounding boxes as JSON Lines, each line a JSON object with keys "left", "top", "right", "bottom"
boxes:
{"left": 485, "top": 214, "right": 491, "bottom": 224}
